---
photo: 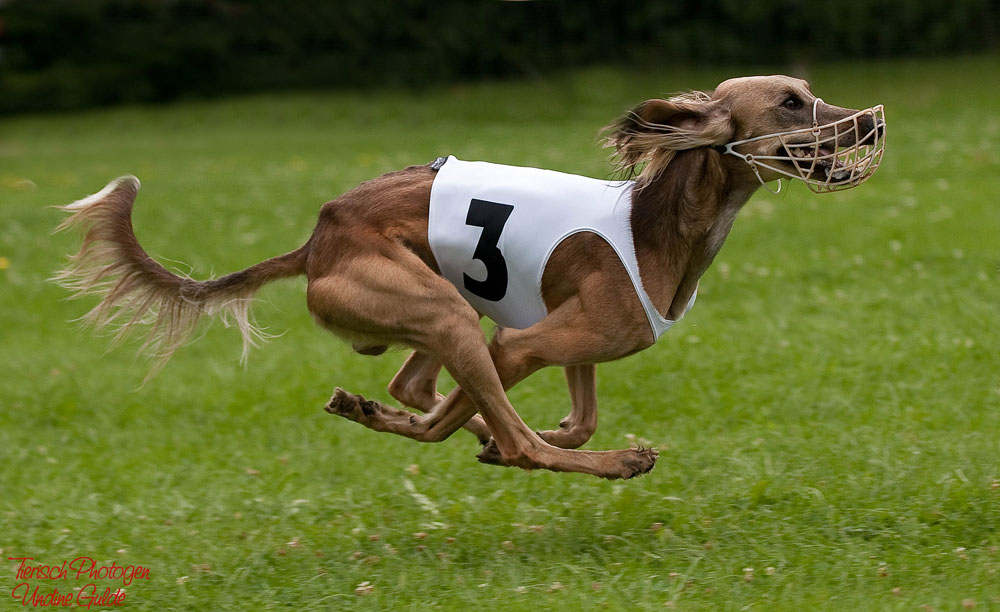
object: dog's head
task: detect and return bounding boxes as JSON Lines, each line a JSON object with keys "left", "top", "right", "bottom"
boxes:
{"left": 605, "top": 75, "right": 885, "bottom": 192}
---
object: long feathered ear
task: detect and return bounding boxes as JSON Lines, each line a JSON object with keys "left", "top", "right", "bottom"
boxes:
{"left": 603, "top": 91, "right": 733, "bottom": 184}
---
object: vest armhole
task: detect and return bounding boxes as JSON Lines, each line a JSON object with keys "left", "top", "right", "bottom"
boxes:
{"left": 540, "top": 228, "right": 660, "bottom": 343}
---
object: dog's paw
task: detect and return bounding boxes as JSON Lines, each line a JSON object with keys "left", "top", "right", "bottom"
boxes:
{"left": 324, "top": 387, "right": 373, "bottom": 419}
{"left": 618, "top": 447, "right": 658, "bottom": 480}
{"left": 476, "top": 438, "right": 506, "bottom": 466}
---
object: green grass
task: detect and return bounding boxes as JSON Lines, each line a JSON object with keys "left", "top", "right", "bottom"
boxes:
{"left": 2, "top": 55, "right": 999, "bottom": 611}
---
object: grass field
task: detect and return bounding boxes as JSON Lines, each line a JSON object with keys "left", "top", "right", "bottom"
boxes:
{"left": 2, "top": 55, "right": 999, "bottom": 611}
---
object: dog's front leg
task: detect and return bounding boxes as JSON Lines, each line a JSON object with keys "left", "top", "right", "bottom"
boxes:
{"left": 465, "top": 310, "right": 655, "bottom": 478}
{"left": 535, "top": 364, "right": 598, "bottom": 449}
{"left": 388, "top": 350, "right": 491, "bottom": 444}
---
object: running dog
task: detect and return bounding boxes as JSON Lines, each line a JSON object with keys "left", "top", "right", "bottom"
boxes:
{"left": 56, "top": 75, "right": 884, "bottom": 479}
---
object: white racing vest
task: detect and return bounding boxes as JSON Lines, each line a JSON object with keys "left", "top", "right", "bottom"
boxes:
{"left": 427, "top": 156, "right": 695, "bottom": 341}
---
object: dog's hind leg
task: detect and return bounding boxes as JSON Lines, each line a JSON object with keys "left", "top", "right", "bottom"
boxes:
{"left": 388, "top": 351, "right": 491, "bottom": 444}
{"left": 535, "top": 364, "right": 598, "bottom": 449}
{"left": 310, "top": 231, "right": 501, "bottom": 444}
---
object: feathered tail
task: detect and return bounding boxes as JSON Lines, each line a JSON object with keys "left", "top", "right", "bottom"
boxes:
{"left": 53, "top": 176, "right": 308, "bottom": 373}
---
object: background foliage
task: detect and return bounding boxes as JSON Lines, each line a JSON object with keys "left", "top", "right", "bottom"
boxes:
{"left": 1, "top": 0, "right": 998, "bottom": 114}
{"left": 2, "top": 2, "right": 999, "bottom": 609}
{"left": 2, "top": 55, "right": 999, "bottom": 609}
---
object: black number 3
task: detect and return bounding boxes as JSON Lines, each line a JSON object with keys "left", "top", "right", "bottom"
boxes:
{"left": 463, "top": 199, "right": 514, "bottom": 302}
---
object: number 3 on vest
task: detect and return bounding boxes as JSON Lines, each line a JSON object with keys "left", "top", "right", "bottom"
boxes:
{"left": 463, "top": 199, "right": 514, "bottom": 301}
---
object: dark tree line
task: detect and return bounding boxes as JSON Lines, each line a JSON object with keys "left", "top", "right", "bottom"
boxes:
{"left": 1, "top": 0, "right": 996, "bottom": 114}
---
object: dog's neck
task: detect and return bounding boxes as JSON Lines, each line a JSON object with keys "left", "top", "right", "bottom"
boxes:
{"left": 631, "top": 148, "right": 757, "bottom": 319}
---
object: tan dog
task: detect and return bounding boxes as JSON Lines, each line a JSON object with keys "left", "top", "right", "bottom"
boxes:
{"left": 56, "top": 76, "right": 884, "bottom": 480}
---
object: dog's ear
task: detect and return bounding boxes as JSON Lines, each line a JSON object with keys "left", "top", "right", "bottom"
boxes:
{"left": 603, "top": 92, "right": 733, "bottom": 175}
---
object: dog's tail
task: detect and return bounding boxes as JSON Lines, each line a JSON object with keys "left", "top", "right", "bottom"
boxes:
{"left": 53, "top": 176, "right": 308, "bottom": 373}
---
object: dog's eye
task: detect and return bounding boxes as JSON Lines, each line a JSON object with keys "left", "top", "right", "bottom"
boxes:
{"left": 783, "top": 96, "right": 803, "bottom": 110}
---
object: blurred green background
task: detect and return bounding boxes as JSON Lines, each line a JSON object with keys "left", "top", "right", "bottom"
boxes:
{"left": 2, "top": 2, "right": 1000, "bottom": 611}
{"left": 1, "top": 0, "right": 998, "bottom": 114}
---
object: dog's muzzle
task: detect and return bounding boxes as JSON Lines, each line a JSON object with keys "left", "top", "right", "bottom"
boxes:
{"left": 717, "top": 99, "right": 886, "bottom": 193}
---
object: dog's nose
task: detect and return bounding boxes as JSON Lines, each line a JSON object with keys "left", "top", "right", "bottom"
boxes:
{"left": 874, "top": 117, "right": 886, "bottom": 138}
{"left": 856, "top": 114, "right": 884, "bottom": 145}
